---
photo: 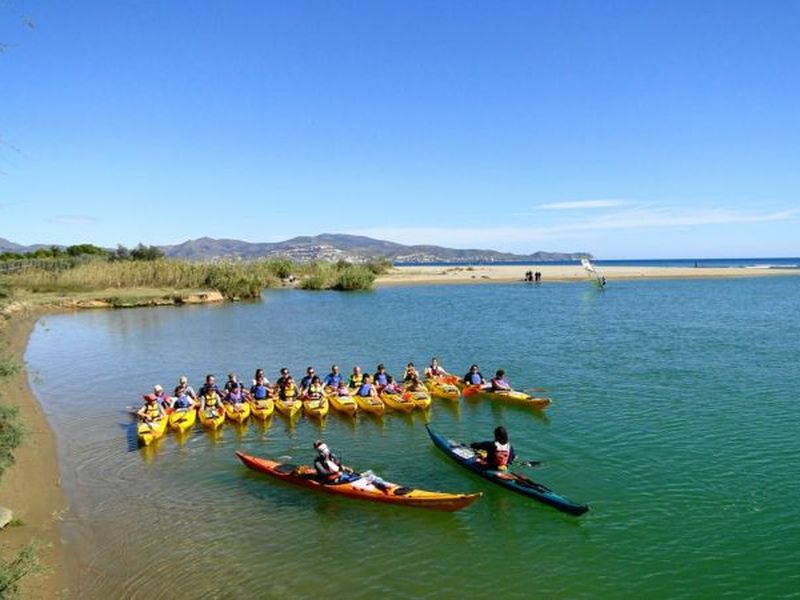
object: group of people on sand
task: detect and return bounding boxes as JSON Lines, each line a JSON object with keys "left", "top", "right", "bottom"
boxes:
{"left": 138, "top": 358, "right": 519, "bottom": 424}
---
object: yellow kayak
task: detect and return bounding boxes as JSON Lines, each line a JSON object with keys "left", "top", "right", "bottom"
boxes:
{"left": 198, "top": 406, "right": 226, "bottom": 430}
{"left": 325, "top": 388, "right": 358, "bottom": 416}
{"left": 465, "top": 386, "right": 551, "bottom": 409}
{"left": 404, "top": 388, "right": 432, "bottom": 409}
{"left": 425, "top": 378, "right": 461, "bottom": 401}
{"left": 225, "top": 402, "right": 251, "bottom": 423}
{"left": 380, "top": 390, "right": 416, "bottom": 413}
{"left": 274, "top": 395, "right": 302, "bottom": 418}
{"left": 303, "top": 396, "right": 329, "bottom": 419}
{"left": 168, "top": 407, "right": 197, "bottom": 433}
{"left": 351, "top": 390, "right": 385, "bottom": 416}
{"left": 137, "top": 415, "right": 168, "bottom": 446}
{"left": 249, "top": 397, "right": 275, "bottom": 420}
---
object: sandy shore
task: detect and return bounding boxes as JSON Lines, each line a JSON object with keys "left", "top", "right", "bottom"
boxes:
{"left": 0, "top": 309, "right": 67, "bottom": 599}
{"left": 376, "top": 264, "right": 800, "bottom": 285}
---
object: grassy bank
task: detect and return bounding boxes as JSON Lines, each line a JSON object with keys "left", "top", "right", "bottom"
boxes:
{"left": 1, "top": 257, "right": 390, "bottom": 301}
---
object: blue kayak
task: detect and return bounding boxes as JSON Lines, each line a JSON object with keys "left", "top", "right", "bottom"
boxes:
{"left": 426, "top": 425, "right": 589, "bottom": 516}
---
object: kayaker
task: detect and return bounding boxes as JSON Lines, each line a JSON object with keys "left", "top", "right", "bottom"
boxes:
{"left": 312, "top": 441, "right": 350, "bottom": 483}
{"left": 172, "top": 390, "right": 196, "bottom": 411}
{"left": 335, "top": 380, "right": 351, "bottom": 398}
{"left": 463, "top": 364, "right": 485, "bottom": 386}
{"left": 250, "top": 374, "right": 272, "bottom": 401}
{"left": 224, "top": 373, "right": 242, "bottom": 394}
{"left": 490, "top": 369, "right": 512, "bottom": 392}
{"left": 470, "top": 426, "right": 516, "bottom": 471}
{"left": 382, "top": 375, "right": 404, "bottom": 395}
{"left": 224, "top": 383, "right": 247, "bottom": 405}
{"left": 403, "top": 362, "right": 420, "bottom": 383}
{"left": 404, "top": 373, "right": 426, "bottom": 392}
{"left": 137, "top": 393, "right": 165, "bottom": 429}
{"left": 276, "top": 367, "right": 291, "bottom": 389}
{"left": 349, "top": 366, "right": 364, "bottom": 389}
{"left": 299, "top": 366, "right": 316, "bottom": 394}
{"left": 198, "top": 374, "right": 221, "bottom": 398}
{"left": 424, "top": 357, "right": 450, "bottom": 379}
{"left": 323, "top": 364, "right": 343, "bottom": 388}
{"left": 373, "top": 363, "right": 390, "bottom": 388}
{"left": 152, "top": 385, "right": 171, "bottom": 409}
{"left": 303, "top": 375, "right": 324, "bottom": 400}
{"left": 253, "top": 368, "right": 270, "bottom": 385}
{"left": 356, "top": 373, "right": 379, "bottom": 399}
{"left": 278, "top": 375, "right": 299, "bottom": 401}
{"left": 200, "top": 388, "right": 223, "bottom": 415}
{"left": 173, "top": 376, "right": 197, "bottom": 400}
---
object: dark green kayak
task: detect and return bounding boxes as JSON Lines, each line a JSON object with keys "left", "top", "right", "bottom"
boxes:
{"left": 426, "top": 425, "right": 589, "bottom": 516}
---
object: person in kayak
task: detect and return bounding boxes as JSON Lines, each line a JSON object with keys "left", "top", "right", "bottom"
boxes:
{"left": 137, "top": 393, "right": 166, "bottom": 429}
{"left": 152, "top": 384, "right": 171, "bottom": 409}
{"left": 172, "top": 385, "right": 197, "bottom": 410}
{"left": 299, "top": 366, "right": 316, "bottom": 394}
{"left": 323, "top": 364, "right": 343, "bottom": 388}
{"left": 356, "top": 373, "right": 379, "bottom": 399}
{"left": 312, "top": 441, "right": 352, "bottom": 483}
{"left": 198, "top": 374, "right": 221, "bottom": 398}
{"left": 224, "top": 373, "right": 243, "bottom": 394}
{"left": 470, "top": 426, "right": 516, "bottom": 471}
{"left": 200, "top": 386, "right": 223, "bottom": 416}
{"left": 224, "top": 382, "right": 247, "bottom": 405}
{"left": 490, "top": 369, "right": 512, "bottom": 392}
{"left": 403, "top": 362, "right": 420, "bottom": 383}
{"left": 334, "top": 380, "right": 352, "bottom": 398}
{"left": 276, "top": 367, "right": 291, "bottom": 389}
{"left": 253, "top": 368, "right": 271, "bottom": 386}
{"left": 173, "top": 376, "right": 197, "bottom": 400}
{"left": 463, "top": 364, "right": 486, "bottom": 386}
{"left": 303, "top": 375, "right": 324, "bottom": 400}
{"left": 382, "top": 375, "right": 404, "bottom": 395}
{"left": 278, "top": 374, "right": 299, "bottom": 401}
{"left": 424, "top": 357, "right": 450, "bottom": 379}
{"left": 349, "top": 365, "right": 364, "bottom": 389}
{"left": 404, "top": 372, "right": 426, "bottom": 392}
{"left": 373, "top": 363, "right": 390, "bottom": 388}
{"left": 250, "top": 373, "right": 272, "bottom": 401}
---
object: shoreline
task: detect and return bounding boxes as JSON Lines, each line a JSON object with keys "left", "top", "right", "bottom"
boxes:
{"left": 0, "top": 308, "right": 68, "bottom": 599}
{"left": 375, "top": 264, "right": 800, "bottom": 285}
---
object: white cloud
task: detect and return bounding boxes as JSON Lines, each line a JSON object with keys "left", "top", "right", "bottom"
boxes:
{"left": 537, "top": 200, "right": 628, "bottom": 210}
{"left": 350, "top": 207, "right": 800, "bottom": 249}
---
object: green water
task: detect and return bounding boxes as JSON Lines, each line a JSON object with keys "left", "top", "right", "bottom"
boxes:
{"left": 26, "top": 278, "right": 800, "bottom": 599}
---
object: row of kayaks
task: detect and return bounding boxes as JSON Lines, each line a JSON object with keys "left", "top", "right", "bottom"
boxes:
{"left": 136, "top": 380, "right": 551, "bottom": 446}
{"left": 235, "top": 425, "right": 589, "bottom": 516}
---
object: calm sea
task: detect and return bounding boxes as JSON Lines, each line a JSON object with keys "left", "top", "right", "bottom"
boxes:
{"left": 26, "top": 277, "right": 800, "bottom": 599}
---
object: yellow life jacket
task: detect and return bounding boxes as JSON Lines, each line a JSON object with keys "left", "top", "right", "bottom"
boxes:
{"left": 349, "top": 374, "right": 363, "bottom": 387}
{"left": 204, "top": 393, "right": 219, "bottom": 408}
{"left": 144, "top": 402, "right": 160, "bottom": 419}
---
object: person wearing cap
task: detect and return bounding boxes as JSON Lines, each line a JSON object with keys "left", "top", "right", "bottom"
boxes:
{"left": 173, "top": 376, "right": 197, "bottom": 401}
{"left": 373, "top": 364, "right": 391, "bottom": 388}
{"left": 313, "top": 441, "right": 347, "bottom": 483}
{"left": 490, "top": 369, "right": 512, "bottom": 392}
{"left": 463, "top": 364, "right": 485, "bottom": 386}
{"left": 470, "top": 426, "right": 516, "bottom": 471}
{"left": 137, "top": 392, "right": 166, "bottom": 428}
{"left": 152, "top": 385, "right": 171, "bottom": 409}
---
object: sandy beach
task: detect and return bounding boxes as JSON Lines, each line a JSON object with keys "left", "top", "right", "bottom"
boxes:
{"left": 0, "top": 311, "right": 67, "bottom": 599}
{"left": 376, "top": 264, "right": 800, "bottom": 285}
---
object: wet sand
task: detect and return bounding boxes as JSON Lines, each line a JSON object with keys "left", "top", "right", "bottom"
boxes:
{"left": 376, "top": 264, "right": 800, "bottom": 285}
{"left": 0, "top": 310, "right": 67, "bottom": 599}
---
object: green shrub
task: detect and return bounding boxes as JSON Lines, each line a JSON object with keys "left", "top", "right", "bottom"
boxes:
{"left": 333, "top": 265, "right": 376, "bottom": 291}
{"left": 0, "top": 540, "right": 41, "bottom": 599}
{"left": 0, "top": 404, "right": 24, "bottom": 480}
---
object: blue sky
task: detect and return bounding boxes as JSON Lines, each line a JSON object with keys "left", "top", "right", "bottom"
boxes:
{"left": 1, "top": 1, "right": 798, "bottom": 258}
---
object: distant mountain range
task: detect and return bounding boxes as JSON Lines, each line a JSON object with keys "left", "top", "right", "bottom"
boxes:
{"left": 1, "top": 234, "right": 590, "bottom": 263}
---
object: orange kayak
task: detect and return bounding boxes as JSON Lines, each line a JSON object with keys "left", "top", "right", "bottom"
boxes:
{"left": 235, "top": 452, "right": 481, "bottom": 512}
